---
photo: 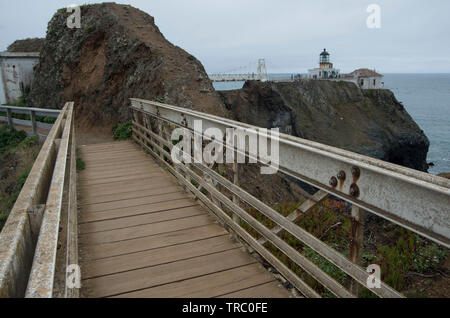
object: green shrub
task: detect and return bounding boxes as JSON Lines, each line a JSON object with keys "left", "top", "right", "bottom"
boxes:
{"left": 4, "top": 168, "right": 31, "bottom": 215}
{"left": 38, "top": 116, "right": 57, "bottom": 124}
{"left": 17, "top": 168, "right": 30, "bottom": 189}
{"left": 412, "top": 241, "right": 448, "bottom": 272}
{"left": 20, "top": 135, "right": 39, "bottom": 148}
{"left": 190, "top": 178, "right": 200, "bottom": 188}
{"left": 5, "top": 95, "right": 28, "bottom": 107}
{"left": 0, "top": 126, "right": 27, "bottom": 154}
{"left": 112, "top": 121, "right": 132, "bottom": 140}
{"left": 76, "top": 158, "right": 86, "bottom": 171}
{"left": 372, "top": 228, "right": 448, "bottom": 292}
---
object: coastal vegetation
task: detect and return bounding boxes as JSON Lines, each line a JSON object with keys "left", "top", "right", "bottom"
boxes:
{"left": 0, "top": 125, "right": 41, "bottom": 231}
{"left": 238, "top": 199, "right": 448, "bottom": 298}
{"left": 112, "top": 121, "right": 132, "bottom": 140}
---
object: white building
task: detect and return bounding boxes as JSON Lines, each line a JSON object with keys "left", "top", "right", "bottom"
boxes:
{"left": 308, "top": 49, "right": 340, "bottom": 80}
{"left": 0, "top": 52, "right": 40, "bottom": 105}
{"left": 341, "top": 68, "right": 384, "bottom": 89}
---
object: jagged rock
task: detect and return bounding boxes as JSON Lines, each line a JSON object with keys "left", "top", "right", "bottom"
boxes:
{"left": 220, "top": 80, "right": 430, "bottom": 172}
{"left": 7, "top": 38, "right": 45, "bottom": 52}
{"left": 29, "top": 3, "right": 227, "bottom": 131}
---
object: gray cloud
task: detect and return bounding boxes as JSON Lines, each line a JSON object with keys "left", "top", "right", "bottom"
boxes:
{"left": 0, "top": 0, "right": 449, "bottom": 73}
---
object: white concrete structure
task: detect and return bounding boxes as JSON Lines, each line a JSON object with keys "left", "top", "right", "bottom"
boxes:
{"left": 341, "top": 68, "right": 384, "bottom": 89}
{"left": 0, "top": 52, "right": 40, "bottom": 104}
{"left": 308, "top": 49, "right": 340, "bottom": 80}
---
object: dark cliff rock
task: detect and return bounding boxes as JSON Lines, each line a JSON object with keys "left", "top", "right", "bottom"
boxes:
{"left": 220, "top": 80, "right": 430, "bottom": 172}
{"left": 29, "top": 3, "right": 227, "bottom": 130}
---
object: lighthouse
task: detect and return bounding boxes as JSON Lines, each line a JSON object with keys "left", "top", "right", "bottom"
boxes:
{"left": 320, "top": 49, "right": 332, "bottom": 68}
{"left": 308, "top": 49, "right": 340, "bottom": 80}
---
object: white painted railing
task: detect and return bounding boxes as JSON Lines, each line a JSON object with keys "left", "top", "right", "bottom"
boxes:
{"left": 130, "top": 98, "right": 450, "bottom": 298}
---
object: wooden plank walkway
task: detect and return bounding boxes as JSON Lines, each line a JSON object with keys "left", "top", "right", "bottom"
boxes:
{"left": 78, "top": 141, "right": 292, "bottom": 298}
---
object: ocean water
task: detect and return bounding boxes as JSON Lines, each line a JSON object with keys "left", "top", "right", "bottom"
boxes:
{"left": 213, "top": 74, "right": 450, "bottom": 175}
{"left": 383, "top": 74, "right": 450, "bottom": 175}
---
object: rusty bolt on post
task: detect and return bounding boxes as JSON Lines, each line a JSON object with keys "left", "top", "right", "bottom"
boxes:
{"left": 350, "top": 184, "right": 360, "bottom": 197}
{"left": 337, "top": 171, "right": 346, "bottom": 181}
{"left": 351, "top": 166, "right": 361, "bottom": 179}
{"left": 329, "top": 177, "right": 338, "bottom": 188}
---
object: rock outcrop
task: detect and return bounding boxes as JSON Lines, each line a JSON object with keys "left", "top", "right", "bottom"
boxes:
{"left": 29, "top": 3, "right": 227, "bottom": 131}
{"left": 220, "top": 80, "right": 430, "bottom": 172}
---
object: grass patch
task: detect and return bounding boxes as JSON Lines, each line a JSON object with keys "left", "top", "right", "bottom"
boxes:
{"left": 20, "top": 135, "right": 39, "bottom": 148}
{"left": 236, "top": 197, "right": 448, "bottom": 297}
{"left": 0, "top": 126, "right": 27, "bottom": 154}
{"left": 4, "top": 95, "right": 28, "bottom": 107}
{"left": 369, "top": 228, "right": 448, "bottom": 292}
{"left": 0, "top": 125, "right": 40, "bottom": 232}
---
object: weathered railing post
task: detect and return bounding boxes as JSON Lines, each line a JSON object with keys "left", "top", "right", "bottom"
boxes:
{"left": 232, "top": 158, "right": 240, "bottom": 225}
{"left": 6, "top": 108, "right": 13, "bottom": 128}
{"left": 30, "top": 111, "right": 37, "bottom": 136}
{"left": 349, "top": 205, "right": 365, "bottom": 296}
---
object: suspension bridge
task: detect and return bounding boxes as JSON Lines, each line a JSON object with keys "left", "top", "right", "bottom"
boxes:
{"left": 208, "top": 59, "right": 269, "bottom": 82}
{"left": 0, "top": 99, "right": 448, "bottom": 298}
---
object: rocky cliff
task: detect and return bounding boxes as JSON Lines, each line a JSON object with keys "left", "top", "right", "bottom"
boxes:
{"left": 220, "top": 80, "right": 430, "bottom": 172}
{"left": 28, "top": 3, "right": 227, "bottom": 131}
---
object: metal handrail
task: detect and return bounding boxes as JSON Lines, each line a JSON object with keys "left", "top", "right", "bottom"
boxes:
{"left": 0, "top": 105, "right": 61, "bottom": 137}
{"left": 0, "top": 105, "right": 60, "bottom": 118}
{"left": 130, "top": 98, "right": 450, "bottom": 298}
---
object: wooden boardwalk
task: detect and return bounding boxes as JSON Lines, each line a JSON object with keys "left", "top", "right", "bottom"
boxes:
{"left": 78, "top": 141, "right": 292, "bottom": 298}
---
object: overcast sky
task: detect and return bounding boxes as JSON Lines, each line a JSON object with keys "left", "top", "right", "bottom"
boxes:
{"left": 0, "top": 0, "right": 449, "bottom": 73}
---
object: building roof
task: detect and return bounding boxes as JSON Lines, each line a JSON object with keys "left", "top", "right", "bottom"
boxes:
{"left": 320, "top": 49, "right": 329, "bottom": 56}
{"left": 348, "top": 68, "right": 383, "bottom": 78}
{"left": 0, "top": 52, "right": 40, "bottom": 58}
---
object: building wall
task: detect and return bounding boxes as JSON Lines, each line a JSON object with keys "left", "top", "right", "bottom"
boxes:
{"left": 308, "top": 68, "right": 340, "bottom": 79}
{"left": 0, "top": 70, "right": 5, "bottom": 104}
{"left": 358, "top": 76, "right": 383, "bottom": 89}
{"left": 0, "top": 53, "right": 40, "bottom": 104}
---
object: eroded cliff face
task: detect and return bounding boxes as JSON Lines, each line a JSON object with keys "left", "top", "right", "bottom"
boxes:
{"left": 220, "top": 80, "right": 430, "bottom": 172}
{"left": 29, "top": 3, "right": 228, "bottom": 131}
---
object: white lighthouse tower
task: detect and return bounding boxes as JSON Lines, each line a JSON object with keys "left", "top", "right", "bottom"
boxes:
{"left": 308, "top": 49, "right": 340, "bottom": 80}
